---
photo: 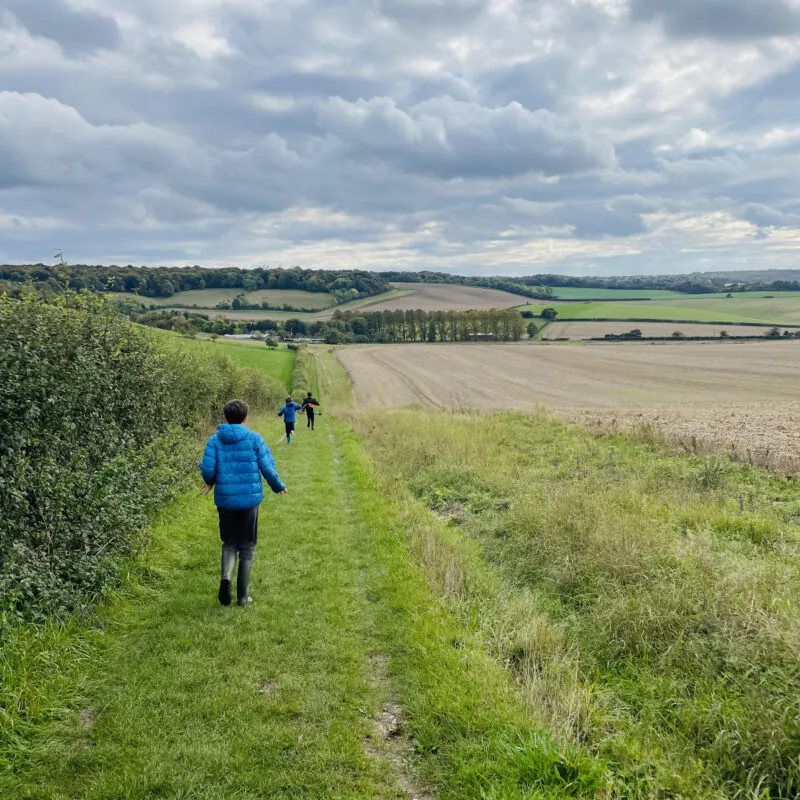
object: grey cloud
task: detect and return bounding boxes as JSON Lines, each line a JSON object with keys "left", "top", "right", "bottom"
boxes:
{"left": 742, "top": 203, "right": 800, "bottom": 228}
{"left": 375, "top": 0, "right": 489, "bottom": 27}
{"left": 629, "top": 0, "right": 800, "bottom": 40}
{"left": 1, "top": 0, "right": 800, "bottom": 273}
{"left": 316, "top": 96, "right": 615, "bottom": 179}
{"left": 2, "top": 0, "right": 121, "bottom": 54}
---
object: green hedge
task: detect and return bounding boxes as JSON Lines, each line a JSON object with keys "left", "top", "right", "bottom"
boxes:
{"left": 0, "top": 294, "right": 283, "bottom": 624}
{"left": 290, "top": 345, "right": 315, "bottom": 398}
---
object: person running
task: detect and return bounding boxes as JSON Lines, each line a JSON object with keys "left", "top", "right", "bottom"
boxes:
{"left": 302, "top": 391, "right": 320, "bottom": 430}
{"left": 277, "top": 396, "right": 303, "bottom": 444}
{"left": 200, "top": 399, "right": 287, "bottom": 607}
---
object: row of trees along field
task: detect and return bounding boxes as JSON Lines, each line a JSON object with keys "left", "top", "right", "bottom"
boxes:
{"left": 131, "top": 307, "right": 527, "bottom": 343}
{"left": 380, "top": 269, "right": 800, "bottom": 295}
{"left": 0, "top": 265, "right": 390, "bottom": 304}
{"left": 0, "top": 292, "right": 285, "bottom": 624}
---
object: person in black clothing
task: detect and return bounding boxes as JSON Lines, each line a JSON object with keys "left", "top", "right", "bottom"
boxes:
{"left": 302, "top": 392, "right": 320, "bottom": 430}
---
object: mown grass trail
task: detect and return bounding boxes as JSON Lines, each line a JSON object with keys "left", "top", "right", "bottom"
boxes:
{"left": 4, "top": 416, "right": 406, "bottom": 799}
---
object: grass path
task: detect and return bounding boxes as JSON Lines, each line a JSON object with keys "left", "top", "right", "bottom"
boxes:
{"left": 4, "top": 403, "right": 600, "bottom": 798}
{"left": 4, "top": 418, "right": 405, "bottom": 799}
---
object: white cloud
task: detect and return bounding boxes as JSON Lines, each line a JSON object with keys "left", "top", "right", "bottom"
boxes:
{"left": 0, "top": 0, "right": 799, "bottom": 273}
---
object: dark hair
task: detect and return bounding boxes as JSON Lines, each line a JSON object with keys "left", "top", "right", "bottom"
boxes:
{"left": 307, "top": 391, "right": 312, "bottom": 397}
{"left": 285, "top": 396, "right": 292, "bottom": 403}
{"left": 224, "top": 399, "right": 248, "bottom": 424}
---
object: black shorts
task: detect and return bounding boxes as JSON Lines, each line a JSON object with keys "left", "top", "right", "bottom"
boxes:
{"left": 218, "top": 506, "right": 259, "bottom": 559}
{"left": 285, "top": 421, "right": 295, "bottom": 435}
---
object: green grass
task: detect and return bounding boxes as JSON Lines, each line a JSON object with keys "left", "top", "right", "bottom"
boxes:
{"left": 545, "top": 287, "right": 686, "bottom": 300}
{"left": 115, "top": 289, "right": 335, "bottom": 311}
{"left": 156, "top": 288, "right": 413, "bottom": 322}
{"left": 359, "top": 409, "right": 800, "bottom": 797}
{"left": 1, "top": 360, "right": 605, "bottom": 797}
{"left": 214, "top": 339, "right": 297, "bottom": 390}
{"left": 518, "top": 294, "right": 800, "bottom": 325}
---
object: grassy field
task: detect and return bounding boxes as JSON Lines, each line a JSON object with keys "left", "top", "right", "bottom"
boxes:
{"left": 116, "top": 288, "right": 335, "bottom": 310}
{"left": 357, "top": 408, "right": 800, "bottom": 797}
{"left": 160, "top": 288, "right": 413, "bottom": 322}
{"left": 520, "top": 294, "right": 800, "bottom": 325}
{"left": 214, "top": 339, "right": 297, "bottom": 390}
{"left": 545, "top": 287, "right": 686, "bottom": 300}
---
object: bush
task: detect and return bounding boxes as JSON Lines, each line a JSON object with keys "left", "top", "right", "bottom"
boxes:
{"left": 0, "top": 293, "right": 283, "bottom": 623}
{"left": 290, "top": 345, "right": 315, "bottom": 396}
{"left": 541, "top": 308, "right": 558, "bottom": 320}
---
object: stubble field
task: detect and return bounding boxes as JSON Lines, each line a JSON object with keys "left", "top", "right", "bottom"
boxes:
{"left": 336, "top": 341, "right": 800, "bottom": 470}
{"left": 357, "top": 282, "right": 530, "bottom": 312}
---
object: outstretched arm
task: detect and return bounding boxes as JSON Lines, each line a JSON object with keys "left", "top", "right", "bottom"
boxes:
{"left": 199, "top": 438, "right": 218, "bottom": 486}
{"left": 255, "top": 436, "right": 287, "bottom": 494}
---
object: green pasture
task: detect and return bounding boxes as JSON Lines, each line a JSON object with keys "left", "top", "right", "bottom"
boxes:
{"left": 518, "top": 292, "right": 800, "bottom": 325}
{"left": 546, "top": 287, "right": 686, "bottom": 300}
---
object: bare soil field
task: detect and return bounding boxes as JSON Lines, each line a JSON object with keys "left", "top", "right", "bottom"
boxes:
{"left": 543, "top": 321, "right": 787, "bottom": 339}
{"left": 336, "top": 341, "right": 800, "bottom": 470}
{"left": 358, "top": 282, "right": 528, "bottom": 312}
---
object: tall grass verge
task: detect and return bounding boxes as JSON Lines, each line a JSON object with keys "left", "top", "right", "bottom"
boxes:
{"left": 358, "top": 409, "right": 800, "bottom": 798}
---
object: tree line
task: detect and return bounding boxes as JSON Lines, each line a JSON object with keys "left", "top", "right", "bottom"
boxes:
{"left": 0, "top": 265, "right": 390, "bottom": 304}
{"left": 131, "top": 306, "right": 527, "bottom": 344}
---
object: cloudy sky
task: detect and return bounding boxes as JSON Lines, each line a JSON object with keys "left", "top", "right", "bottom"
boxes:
{"left": 1, "top": 0, "right": 799, "bottom": 275}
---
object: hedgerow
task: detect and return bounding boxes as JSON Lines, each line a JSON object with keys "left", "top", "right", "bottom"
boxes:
{"left": 0, "top": 293, "right": 283, "bottom": 624}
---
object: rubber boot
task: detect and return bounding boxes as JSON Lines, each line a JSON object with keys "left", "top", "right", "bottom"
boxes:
{"left": 237, "top": 558, "right": 253, "bottom": 606}
{"left": 219, "top": 545, "right": 236, "bottom": 606}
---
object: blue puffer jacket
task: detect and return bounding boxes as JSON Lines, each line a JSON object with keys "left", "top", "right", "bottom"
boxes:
{"left": 199, "top": 424, "right": 285, "bottom": 510}
{"left": 278, "top": 402, "right": 303, "bottom": 424}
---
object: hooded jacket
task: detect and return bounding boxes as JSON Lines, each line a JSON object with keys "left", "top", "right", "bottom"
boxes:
{"left": 200, "top": 424, "right": 285, "bottom": 510}
{"left": 277, "top": 402, "right": 303, "bottom": 424}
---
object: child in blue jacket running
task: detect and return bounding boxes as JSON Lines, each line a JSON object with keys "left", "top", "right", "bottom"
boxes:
{"left": 200, "top": 399, "right": 287, "bottom": 607}
{"left": 277, "top": 396, "right": 303, "bottom": 444}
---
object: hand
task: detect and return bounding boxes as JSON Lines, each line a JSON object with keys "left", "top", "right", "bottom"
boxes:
{"left": 279, "top": 489, "right": 288, "bottom": 495}
{"left": 202, "top": 484, "right": 213, "bottom": 495}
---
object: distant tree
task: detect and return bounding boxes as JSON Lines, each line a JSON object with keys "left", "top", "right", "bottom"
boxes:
{"left": 520, "top": 309, "right": 535, "bottom": 319}
{"left": 726, "top": 293, "right": 733, "bottom": 298}
{"left": 527, "top": 321, "right": 538, "bottom": 338}
{"left": 672, "top": 331, "right": 685, "bottom": 338}
{"left": 783, "top": 329, "right": 793, "bottom": 338}
{"left": 541, "top": 307, "right": 559, "bottom": 320}
{"left": 720, "top": 330, "right": 729, "bottom": 338}
{"left": 265, "top": 338, "right": 278, "bottom": 350}
{"left": 766, "top": 326, "right": 782, "bottom": 338}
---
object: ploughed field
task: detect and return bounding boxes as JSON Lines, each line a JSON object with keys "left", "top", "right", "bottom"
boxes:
{"left": 358, "top": 282, "right": 529, "bottom": 312}
{"left": 543, "top": 320, "right": 795, "bottom": 340}
{"left": 336, "top": 341, "right": 800, "bottom": 471}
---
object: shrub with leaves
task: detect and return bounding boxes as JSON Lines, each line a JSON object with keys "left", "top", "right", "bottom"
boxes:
{"left": 0, "top": 293, "right": 283, "bottom": 623}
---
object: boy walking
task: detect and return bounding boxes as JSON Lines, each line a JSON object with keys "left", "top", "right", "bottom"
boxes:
{"left": 302, "top": 392, "right": 320, "bottom": 430}
{"left": 277, "top": 396, "right": 303, "bottom": 444}
{"left": 200, "top": 400, "right": 287, "bottom": 607}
